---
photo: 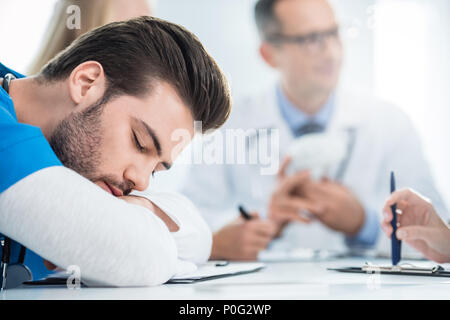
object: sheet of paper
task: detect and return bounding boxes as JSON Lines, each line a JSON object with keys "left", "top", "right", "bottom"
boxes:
{"left": 170, "top": 262, "right": 265, "bottom": 281}
{"left": 258, "top": 247, "right": 345, "bottom": 262}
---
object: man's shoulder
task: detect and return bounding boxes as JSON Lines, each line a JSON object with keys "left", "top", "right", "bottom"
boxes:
{"left": 233, "top": 86, "right": 275, "bottom": 110}
{"left": 337, "top": 89, "right": 411, "bottom": 123}
{"left": 224, "top": 86, "right": 277, "bottom": 130}
{"left": 0, "top": 100, "right": 42, "bottom": 144}
{"left": 0, "top": 99, "right": 16, "bottom": 124}
{"left": 0, "top": 100, "right": 62, "bottom": 194}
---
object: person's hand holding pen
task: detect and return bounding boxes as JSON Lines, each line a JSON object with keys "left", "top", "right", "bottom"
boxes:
{"left": 210, "top": 210, "right": 277, "bottom": 261}
{"left": 382, "top": 188, "right": 450, "bottom": 263}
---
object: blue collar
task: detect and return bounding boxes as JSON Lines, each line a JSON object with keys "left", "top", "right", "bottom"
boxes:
{"left": 0, "top": 62, "right": 25, "bottom": 121}
{"left": 0, "top": 62, "right": 25, "bottom": 79}
{"left": 276, "top": 84, "right": 335, "bottom": 134}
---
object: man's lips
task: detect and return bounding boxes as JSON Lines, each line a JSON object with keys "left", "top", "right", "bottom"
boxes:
{"left": 105, "top": 181, "right": 124, "bottom": 197}
{"left": 96, "top": 181, "right": 123, "bottom": 196}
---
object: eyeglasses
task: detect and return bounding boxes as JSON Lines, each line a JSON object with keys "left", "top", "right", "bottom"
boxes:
{"left": 266, "top": 27, "right": 341, "bottom": 54}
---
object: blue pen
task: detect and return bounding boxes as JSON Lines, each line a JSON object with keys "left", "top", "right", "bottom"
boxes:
{"left": 390, "top": 171, "right": 402, "bottom": 265}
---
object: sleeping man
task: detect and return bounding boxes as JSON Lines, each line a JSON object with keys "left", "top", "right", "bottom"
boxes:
{"left": 0, "top": 16, "right": 231, "bottom": 287}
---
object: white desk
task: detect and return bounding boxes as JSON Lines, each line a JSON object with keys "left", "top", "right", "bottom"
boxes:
{"left": 2, "top": 258, "right": 450, "bottom": 300}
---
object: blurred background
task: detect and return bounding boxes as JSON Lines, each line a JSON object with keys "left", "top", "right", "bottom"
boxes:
{"left": 1, "top": 0, "right": 449, "bottom": 208}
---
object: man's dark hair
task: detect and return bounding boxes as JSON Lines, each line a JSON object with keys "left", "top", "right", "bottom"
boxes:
{"left": 39, "top": 16, "right": 231, "bottom": 132}
{"left": 254, "top": 0, "right": 282, "bottom": 39}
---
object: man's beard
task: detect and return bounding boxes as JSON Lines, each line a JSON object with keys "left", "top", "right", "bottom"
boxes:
{"left": 49, "top": 97, "right": 133, "bottom": 195}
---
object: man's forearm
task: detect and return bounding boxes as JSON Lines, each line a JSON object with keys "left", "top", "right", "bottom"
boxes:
{"left": 0, "top": 166, "right": 178, "bottom": 287}
{"left": 345, "top": 207, "right": 380, "bottom": 249}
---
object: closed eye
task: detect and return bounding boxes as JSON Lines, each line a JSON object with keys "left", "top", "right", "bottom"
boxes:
{"left": 133, "top": 131, "right": 145, "bottom": 152}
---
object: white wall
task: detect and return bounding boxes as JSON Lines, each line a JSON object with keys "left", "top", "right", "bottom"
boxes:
{"left": 0, "top": 0, "right": 57, "bottom": 73}
{"left": 374, "top": 0, "right": 450, "bottom": 208}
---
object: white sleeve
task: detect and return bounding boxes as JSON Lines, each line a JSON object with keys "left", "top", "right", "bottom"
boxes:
{"left": 132, "top": 190, "right": 212, "bottom": 265}
{"left": 0, "top": 166, "right": 178, "bottom": 287}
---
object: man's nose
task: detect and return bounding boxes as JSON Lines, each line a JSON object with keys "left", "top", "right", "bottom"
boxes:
{"left": 124, "top": 164, "right": 152, "bottom": 191}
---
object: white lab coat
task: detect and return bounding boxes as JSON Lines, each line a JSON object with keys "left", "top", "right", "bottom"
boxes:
{"left": 180, "top": 85, "right": 448, "bottom": 256}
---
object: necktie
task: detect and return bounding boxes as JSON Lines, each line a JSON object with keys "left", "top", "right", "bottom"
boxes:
{"left": 294, "top": 121, "right": 324, "bottom": 138}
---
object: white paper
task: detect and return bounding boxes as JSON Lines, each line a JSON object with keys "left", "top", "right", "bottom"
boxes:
{"left": 170, "top": 262, "right": 265, "bottom": 280}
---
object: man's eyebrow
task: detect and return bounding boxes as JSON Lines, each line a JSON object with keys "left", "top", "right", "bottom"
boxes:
{"left": 132, "top": 117, "right": 172, "bottom": 170}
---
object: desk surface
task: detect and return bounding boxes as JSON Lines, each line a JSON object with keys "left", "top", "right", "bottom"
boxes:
{"left": 2, "top": 258, "right": 450, "bottom": 300}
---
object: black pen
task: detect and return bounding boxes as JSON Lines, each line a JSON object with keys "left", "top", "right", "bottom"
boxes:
{"left": 215, "top": 261, "right": 229, "bottom": 267}
{"left": 238, "top": 205, "right": 253, "bottom": 220}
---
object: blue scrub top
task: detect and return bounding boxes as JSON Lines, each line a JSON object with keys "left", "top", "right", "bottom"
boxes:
{"left": 0, "top": 62, "right": 62, "bottom": 280}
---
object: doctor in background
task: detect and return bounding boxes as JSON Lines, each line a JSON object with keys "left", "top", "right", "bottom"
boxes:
{"left": 180, "top": 0, "right": 448, "bottom": 260}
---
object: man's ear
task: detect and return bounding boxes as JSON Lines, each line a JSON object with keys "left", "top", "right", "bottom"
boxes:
{"left": 259, "top": 42, "right": 279, "bottom": 69}
{"left": 68, "top": 61, "right": 106, "bottom": 105}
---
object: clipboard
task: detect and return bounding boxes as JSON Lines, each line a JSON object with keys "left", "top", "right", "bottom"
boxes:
{"left": 23, "top": 276, "right": 85, "bottom": 287}
{"left": 167, "top": 262, "right": 265, "bottom": 284}
{"left": 328, "top": 262, "right": 450, "bottom": 278}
